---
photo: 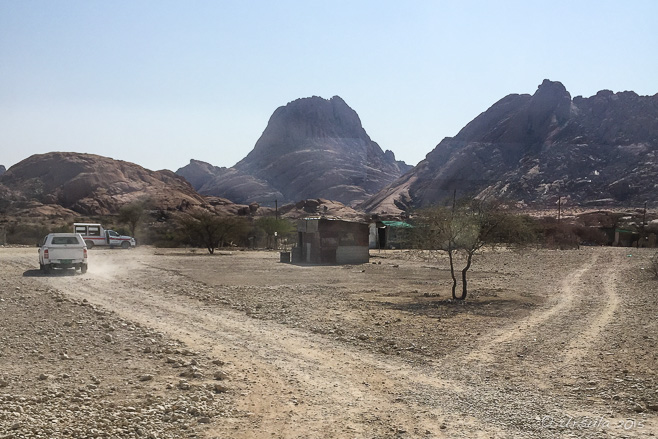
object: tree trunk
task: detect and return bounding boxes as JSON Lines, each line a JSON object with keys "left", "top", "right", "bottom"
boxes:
{"left": 455, "top": 251, "right": 474, "bottom": 301}
{"left": 448, "top": 248, "right": 458, "bottom": 299}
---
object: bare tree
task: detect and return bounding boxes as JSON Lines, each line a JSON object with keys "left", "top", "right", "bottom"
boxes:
{"left": 414, "top": 198, "right": 502, "bottom": 300}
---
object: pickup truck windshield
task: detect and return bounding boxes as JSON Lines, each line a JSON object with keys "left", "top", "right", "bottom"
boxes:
{"left": 51, "top": 237, "right": 81, "bottom": 245}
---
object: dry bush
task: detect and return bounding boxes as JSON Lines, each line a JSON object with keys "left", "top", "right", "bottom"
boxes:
{"left": 537, "top": 218, "right": 581, "bottom": 249}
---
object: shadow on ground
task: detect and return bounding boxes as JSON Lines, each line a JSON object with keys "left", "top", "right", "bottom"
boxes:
{"left": 23, "top": 269, "right": 82, "bottom": 277}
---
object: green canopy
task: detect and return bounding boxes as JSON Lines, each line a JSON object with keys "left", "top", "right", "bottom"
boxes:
{"left": 381, "top": 221, "right": 413, "bottom": 228}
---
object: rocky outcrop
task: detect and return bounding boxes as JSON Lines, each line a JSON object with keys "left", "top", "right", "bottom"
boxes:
{"left": 363, "top": 80, "right": 658, "bottom": 214}
{"left": 278, "top": 198, "right": 366, "bottom": 221}
{"left": 175, "top": 159, "right": 225, "bottom": 190}
{"left": 177, "top": 160, "right": 283, "bottom": 205}
{"left": 0, "top": 152, "right": 211, "bottom": 216}
{"left": 0, "top": 165, "right": 5, "bottom": 176}
{"left": 178, "top": 96, "right": 409, "bottom": 206}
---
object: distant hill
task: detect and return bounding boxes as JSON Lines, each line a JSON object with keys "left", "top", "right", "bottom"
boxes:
{"left": 363, "top": 80, "right": 658, "bottom": 214}
{"left": 177, "top": 96, "right": 409, "bottom": 206}
{"left": 0, "top": 152, "right": 213, "bottom": 216}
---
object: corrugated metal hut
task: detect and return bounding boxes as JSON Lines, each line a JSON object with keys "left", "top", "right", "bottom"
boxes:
{"left": 293, "top": 218, "right": 369, "bottom": 264}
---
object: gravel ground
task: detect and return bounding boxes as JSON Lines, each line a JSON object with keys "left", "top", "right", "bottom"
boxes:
{"left": 0, "top": 246, "right": 656, "bottom": 438}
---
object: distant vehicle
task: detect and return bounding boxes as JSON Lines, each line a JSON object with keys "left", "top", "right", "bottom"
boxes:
{"left": 39, "top": 233, "right": 88, "bottom": 274}
{"left": 73, "top": 223, "right": 136, "bottom": 249}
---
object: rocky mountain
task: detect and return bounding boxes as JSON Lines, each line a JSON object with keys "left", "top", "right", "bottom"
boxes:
{"left": 177, "top": 96, "right": 409, "bottom": 206}
{"left": 177, "top": 160, "right": 284, "bottom": 205}
{"left": 0, "top": 165, "right": 5, "bottom": 176}
{"left": 363, "top": 80, "right": 658, "bottom": 214}
{"left": 0, "top": 152, "right": 212, "bottom": 216}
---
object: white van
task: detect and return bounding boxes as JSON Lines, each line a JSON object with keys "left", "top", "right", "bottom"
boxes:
{"left": 73, "top": 223, "right": 136, "bottom": 249}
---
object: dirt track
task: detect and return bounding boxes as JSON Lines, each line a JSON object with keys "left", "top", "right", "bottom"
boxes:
{"left": 1, "top": 246, "right": 656, "bottom": 438}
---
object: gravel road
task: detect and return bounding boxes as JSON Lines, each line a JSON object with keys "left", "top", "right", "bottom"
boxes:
{"left": 1, "top": 246, "right": 656, "bottom": 438}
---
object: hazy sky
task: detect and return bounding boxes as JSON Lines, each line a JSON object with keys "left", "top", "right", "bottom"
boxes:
{"left": 1, "top": 1, "right": 656, "bottom": 172}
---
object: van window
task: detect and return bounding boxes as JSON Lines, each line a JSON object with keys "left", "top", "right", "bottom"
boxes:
{"left": 52, "top": 236, "right": 81, "bottom": 245}
{"left": 88, "top": 226, "right": 101, "bottom": 236}
{"left": 74, "top": 226, "right": 86, "bottom": 234}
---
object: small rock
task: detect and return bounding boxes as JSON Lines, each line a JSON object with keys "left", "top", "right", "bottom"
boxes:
{"left": 38, "top": 373, "right": 49, "bottom": 381}
{"left": 139, "top": 374, "right": 154, "bottom": 382}
{"left": 198, "top": 417, "right": 211, "bottom": 424}
{"left": 104, "top": 334, "right": 113, "bottom": 343}
{"left": 213, "top": 383, "right": 229, "bottom": 393}
{"left": 178, "top": 380, "right": 191, "bottom": 390}
{"left": 213, "top": 371, "right": 229, "bottom": 381}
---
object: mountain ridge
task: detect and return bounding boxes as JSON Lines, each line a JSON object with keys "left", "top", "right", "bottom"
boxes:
{"left": 177, "top": 95, "right": 409, "bottom": 206}
{"left": 362, "top": 80, "right": 658, "bottom": 214}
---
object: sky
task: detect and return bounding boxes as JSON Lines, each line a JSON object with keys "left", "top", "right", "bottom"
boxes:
{"left": 1, "top": 0, "right": 657, "bottom": 172}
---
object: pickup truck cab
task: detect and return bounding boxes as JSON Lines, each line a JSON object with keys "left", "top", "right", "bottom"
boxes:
{"left": 39, "top": 233, "right": 88, "bottom": 274}
{"left": 73, "top": 223, "right": 136, "bottom": 249}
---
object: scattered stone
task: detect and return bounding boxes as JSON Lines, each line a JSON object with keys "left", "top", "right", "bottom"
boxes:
{"left": 139, "top": 374, "right": 154, "bottom": 382}
{"left": 213, "top": 383, "right": 229, "bottom": 393}
{"left": 213, "top": 371, "right": 229, "bottom": 381}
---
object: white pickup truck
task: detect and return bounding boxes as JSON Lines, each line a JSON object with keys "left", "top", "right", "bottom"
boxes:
{"left": 39, "top": 233, "right": 88, "bottom": 274}
{"left": 73, "top": 223, "right": 136, "bottom": 249}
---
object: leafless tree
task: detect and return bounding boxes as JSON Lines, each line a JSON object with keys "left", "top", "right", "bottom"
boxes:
{"left": 414, "top": 198, "right": 504, "bottom": 300}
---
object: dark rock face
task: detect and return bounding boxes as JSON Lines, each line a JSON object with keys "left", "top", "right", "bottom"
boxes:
{"left": 363, "top": 80, "right": 658, "bottom": 214}
{"left": 0, "top": 152, "right": 209, "bottom": 216}
{"left": 179, "top": 96, "right": 408, "bottom": 206}
{"left": 0, "top": 165, "right": 5, "bottom": 176}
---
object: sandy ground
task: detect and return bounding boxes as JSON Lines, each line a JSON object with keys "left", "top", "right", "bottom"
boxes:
{"left": 0, "top": 245, "right": 657, "bottom": 438}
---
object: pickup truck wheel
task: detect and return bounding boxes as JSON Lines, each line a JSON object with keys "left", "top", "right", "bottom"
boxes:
{"left": 44, "top": 264, "right": 52, "bottom": 274}
{"left": 121, "top": 241, "right": 130, "bottom": 249}
{"left": 40, "top": 263, "right": 45, "bottom": 272}
{"left": 85, "top": 240, "right": 94, "bottom": 249}
{"left": 80, "top": 264, "right": 88, "bottom": 274}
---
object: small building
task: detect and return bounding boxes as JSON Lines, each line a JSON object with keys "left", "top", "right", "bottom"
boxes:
{"left": 293, "top": 218, "right": 369, "bottom": 264}
{"left": 369, "top": 221, "right": 413, "bottom": 249}
{"left": 613, "top": 228, "right": 640, "bottom": 247}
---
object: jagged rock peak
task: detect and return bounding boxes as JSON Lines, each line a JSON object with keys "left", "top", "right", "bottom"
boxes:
{"left": 185, "top": 95, "right": 408, "bottom": 206}
{"left": 250, "top": 95, "right": 369, "bottom": 151}
{"left": 0, "top": 165, "right": 5, "bottom": 176}
{"left": 362, "top": 80, "right": 658, "bottom": 213}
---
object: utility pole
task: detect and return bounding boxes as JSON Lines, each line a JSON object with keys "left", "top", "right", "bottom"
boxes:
{"left": 557, "top": 195, "right": 562, "bottom": 224}
{"left": 275, "top": 199, "right": 278, "bottom": 221}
